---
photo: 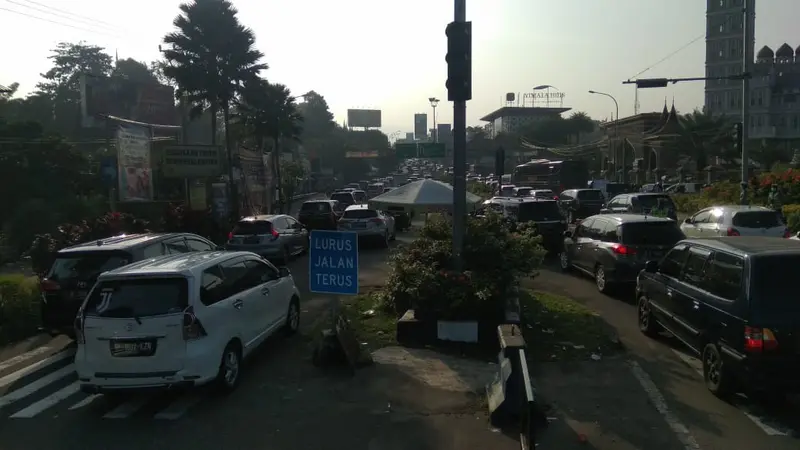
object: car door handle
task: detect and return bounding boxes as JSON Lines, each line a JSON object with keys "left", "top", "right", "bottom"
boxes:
{"left": 260, "top": 287, "right": 270, "bottom": 296}
{"left": 233, "top": 299, "right": 243, "bottom": 309}
{"left": 666, "top": 290, "right": 673, "bottom": 298}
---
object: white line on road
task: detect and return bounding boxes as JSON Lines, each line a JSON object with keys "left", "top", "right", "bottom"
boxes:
{"left": 0, "top": 346, "right": 56, "bottom": 373}
{"left": 103, "top": 395, "right": 152, "bottom": 419}
{"left": 628, "top": 360, "right": 702, "bottom": 450}
{"left": 9, "top": 381, "right": 81, "bottom": 418}
{"left": 153, "top": 392, "right": 203, "bottom": 420}
{"left": 0, "top": 350, "right": 74, "bottom": 391}
{"left": 69, "top": 393, "right": 101, "bottom": 410}
{"left": 0, "top": 364, "right": 75, "bottom": 407}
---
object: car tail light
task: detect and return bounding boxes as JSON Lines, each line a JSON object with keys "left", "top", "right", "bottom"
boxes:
{"left": 183, "top": 307, "right": 207, "bottom": 340}
{"left": 783, "top": 228, "right": 790, "bottom": 238}
{"left": 726, "top": 228, "right": 740, "bottom": 236}
{"left": 227, "top": 231, "right": 233, "bottom": 240}
{"left": 74, "top": 315, "right": 85, "bottom": 344}
{"left": 611, "top": 244, "right": 636, "bottom": 255}
{"left": 553, "top": 196, "right": 559, "bottom": 201}
{"left": 370, "top": 218, "right": 384, "bottom": 225}
{"left": 744, "top": 326, "right": 778, "bottom": 352}
{"left": 40, "top": 279, "right": 60, "bottom": 291}
{"left": 270, "top": 229, "right": 280, "bottom": 241}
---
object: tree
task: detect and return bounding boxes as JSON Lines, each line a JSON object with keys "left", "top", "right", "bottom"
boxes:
{"left": 162, "top": 0, "right": 268, "bottom": 219}
{"left": 296, "top": 91, "right": 335, "bottom": 139}
{"left": 678, "top": 109, "right": 732, "bottom": 171}
{"left": 279, "top": 160, "right": 306, "bottom": 204}
{"left": 566, "top": 111, "right": 595, "bottom": 144}
{"left": 112, "top": 58, "right": 159, "bottom": 84}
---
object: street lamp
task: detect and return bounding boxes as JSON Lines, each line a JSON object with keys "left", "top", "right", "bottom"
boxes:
{"left": 428, "top": 97, "right": 440, "bottom": 142}
{"left": 589, "top": 90, "right": 622, "bottom": 183}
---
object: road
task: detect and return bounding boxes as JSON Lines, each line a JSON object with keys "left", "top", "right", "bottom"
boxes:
{"left": 532, "top": 260, "right": 800, "bottom": 450}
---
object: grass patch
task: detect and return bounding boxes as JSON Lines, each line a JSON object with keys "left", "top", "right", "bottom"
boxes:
{"left": 520, "top": 289, "right": 621, "bottom": 362}
{"left": 340, "top": 293, "right": 397, "bottom": 350}
{"left": 0, "top": 274, "right": 41, "bottom": 346}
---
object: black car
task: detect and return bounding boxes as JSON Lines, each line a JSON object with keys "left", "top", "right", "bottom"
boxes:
{"left": 559, "top": 214, "right": 685, "bottom": 293}
{"left": 558, "top": 189, "right": 605, "bottom": 223}
{"left": 602, "top": 193, "right": 678, "bottom": 221}
{"left": 40, "top": 233, "right": 217, "bottom": 336}
{"left": 298, "top": 200, "right": 343, "bottom": 230}
{"left": 636, "top": 237, "right": 800, "bottom": 399}
{"left": 330, "top": 191, "right": 357, "bottom": 207}
{"left": 479, "top": 197, "right": 566, "bottom": 252}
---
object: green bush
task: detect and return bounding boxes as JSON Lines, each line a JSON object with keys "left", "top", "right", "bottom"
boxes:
{"left": 378, "top": 212, "right": 545, "bottom": 321}
{"left": 0, "top": 274, "right": 40, "bottom": 345}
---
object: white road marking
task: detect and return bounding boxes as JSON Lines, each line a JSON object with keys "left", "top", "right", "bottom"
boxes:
{"left": 669, "top": 349, "right": 790, "bottom": 437}
{"left": 0, "top": 350, "right": 74, "bottom": 391}
{"left": 69, "top": 394, "right": 102, "bottom": 410}
{"left": 0, "top": 346, "right": 55, "bottom": 373}
{"left": 103, "top": 395, "right": 152, "bottom": 419}
{"left": 9, "top": 382, "right": 81, "bottom": 418}
{"left": 0, "top": 364, "right": 75, "bottom": 408}
{"left": 628, "top": 360, "right": 702, "bottom": 450}
{"left": 153, "top": 393, "right": 203, "bottom": 420}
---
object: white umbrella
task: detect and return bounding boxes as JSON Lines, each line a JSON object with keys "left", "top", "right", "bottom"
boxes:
{"left": 368, "top": 179, "right": 481, "bottom": 212}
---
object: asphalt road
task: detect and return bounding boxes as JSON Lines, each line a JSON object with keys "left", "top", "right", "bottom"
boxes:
{"left": 532, "top": 260, "right": 800, "bottom": 450}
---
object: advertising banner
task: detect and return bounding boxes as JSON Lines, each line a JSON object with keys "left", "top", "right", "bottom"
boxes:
{"left": 162, "top": 145, "right": 224, "bottom": 178}
{"left": 346, "top": 109, "right": 382, "bottom": 128}
{"left": 81, "top": 74, "right": 177, "bottom": 128}
{"left": 116, "top": 123, "right": 153, "bottom": 201}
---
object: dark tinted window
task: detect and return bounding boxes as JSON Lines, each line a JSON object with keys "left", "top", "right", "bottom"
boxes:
{"left": 301, "top": 202, "right": 332, "bottom": 213}
{"left": 353, "top": 191, "right": 367, "bottom": 202}
{"left": 233, "top": 220, "right": 272, "bottom": 235}
{"left": 220, "top": 260, "right": 253, "bottom": 296}
{"left": 343, "top": 209, "right": 378, "bottom": 219}
{"left": 600, "top": 221, "right": 619, "bottom": 242}
{"left": 85, "top": 278, "right": 188, "bottom": 317}
{"left": 515, "top": 188, "right": 532, "bottom": 197}
{"left": 243, "top": 259, "right": 279, "bottom": 284}
{"left": 200, "top": 265, "right": 226, "bottom": 306}
{"left": 635, "top": 195, "right": 675, "bottom": 210}
{"left": 681, "top": 247, "right": 710, "bottom": 286}
{"left": 703, "top": 252, "right": 743, "bottom": 301}
{"left": 577, "top": 190, "right": 604, "bottom": 201}
{"left": 164, "top": 239, "right": 189, "bottom": 254}
{"left": 48, "top": 252, "right": 132, "bottom": 282}
{"left": 619, "top": 222, "right": 685, "bottom": 246}
{"left": 732, "top": 211, "right": 782, "bottom": 228}
{"left": 533, "top": 190, "right": 554, "bottom": 199}
{"left": 660, "top": 245, "right": 688, "bottom": 278}
{"left": 331, "top": 193, "right": 355, "bottom": 204}
{"left": 517, "top": 202, "right": 561, "bottom": 221}
{"left": 186, "top": 239, "right": 214, "bottom": 252}
{"left": 750, "top": 255, "right": 800, "bottom": 316}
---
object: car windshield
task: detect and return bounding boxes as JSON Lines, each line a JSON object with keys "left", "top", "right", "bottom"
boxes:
{"left": 343, "top": 209, "right": 378, "bottom": 219}
{"left": 637, "top": 195, "right": 676, "bottom": 210}
{"left": 331, "top": 193, "right": 354, "bottom": 204}
{"left": 750, "top": 255, "right": 800, "bottom": 317}
{"left": 232, "top": 220, "right": 272, "bottom": 235}
{"left": 619, "top": 222, "right": 685, "bottom": 246}
{"left": 516, "top": 202, "right": 562, "bottom": 222}
{"left": 577, "top": 190, "right": 604, "bottom": 201}
{"left": 300, "top": 202, "right": 331, "bottom": 213}
{"left": 353, "top": 191, "right": 367, "bottom": 202}
{"left": 84, "top": 278, "right": 188, "bottom": 318}
{"left": 47, "top": 252, "right": 132, "bottom": 282}
{"left": 733, "top": 211, "right": 782, "bottom": 228}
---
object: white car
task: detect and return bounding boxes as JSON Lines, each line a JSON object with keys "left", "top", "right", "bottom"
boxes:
{"left": 337, "top": 204, "right": 396, "bottom": 247}
{"left": 680, "top": 205, "right": 789, "bottom": 238}
{"left": 74, "top": 251, "right": 300, "bottom": 394}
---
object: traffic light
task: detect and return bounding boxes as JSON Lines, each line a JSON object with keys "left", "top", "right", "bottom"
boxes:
{"left": 445, "top": 21, "right": 472, "bottom": 102}
{"left": 733, "top": 122, "right": 743, "bottom": 150}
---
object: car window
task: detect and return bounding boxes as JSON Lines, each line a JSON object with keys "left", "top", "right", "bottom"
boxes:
{"left": 587, "top": 219, "right": 605, "bottom": 239}
{"left": 233, "top": 220, "right": 272, "bottom": 235}
{"left": 691, "top": 210, "right": 712, "bottom": 224}
{"left": 353, "top": 191, "right": 367, "bottom": 203}
{"left": 574, "top": 218, "right": 594, "bottom": 238}
{"left": 577, "top": 190, "right": 604, "bottom": 201}
{"left": 343, "top": 209, "right": 378, "bottom": 219}
{"left": 85, "top": 278, "right": 188, "bottom": 318}
{"left": 47, "top": 252, "right": 132, "bottom": 282}
{"left": 200, "top": 265, "right": 226, "bottom": 306}
{"left": 732, "top": 211, "right": 782, "bottom": 228}
{"left": 243, "top": 259, "right": 279, "bottom": 284}
{"left": 272, "top": 218, "right": 289, "bottom": 230}
{"left": 750, "top": 255, "right": 800, "bottom": 317}
{"left": 186, "top": 238, "right": 215, "bottom": 252}
{"left": 164, "top": 238, "right": 189, "bottom": 254}
{"left": 285, "top": 217, "right": 301, "bottom": 228}
{"left": 619, "top": 222, "right": 685, "bottom": 246}
{"left": 331, "top": 193, "right": 355, "bottom": 204}
{"left": 703, "top": 252, "right": 743, "bottom": 301}
{"left": 220, "top": 259, "right": 253, "bottom": 297}
{"left": 607, "top": 197, "right": 623, "bottom": 208}
{"left": 301, "top": 202, "right": 331, "bottom": 213}
{"left": 600, "top": 221, "right": 619, "bottom": 242}
{"left": 636, "top": 195, "right": 675, "bottom": 211}
{"left": 142, "top": 243, "right": 165, "bottom": 259}
{"left": 681, "top": 247, "right": 711, "bottom": 286}
{"left": 660, "top": 244, "right": 688, "bottom": 278}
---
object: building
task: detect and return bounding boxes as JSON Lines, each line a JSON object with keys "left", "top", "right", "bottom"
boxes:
{"left": 479, "top": 106, "right": 570, "bottom": 138}
{"left": 437, "top": 123, "right": 452, "bottom": 150}
{"left": 750, "top": 44, "right": 800, "bottom": 140}
{"left": 414, "top": 113, "right": 427, "bottom": 140}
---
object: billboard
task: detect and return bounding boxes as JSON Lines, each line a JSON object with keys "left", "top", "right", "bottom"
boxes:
{"left": 346, "top": 109, "right": 382, "bottom": 128}
{"left": 81, "top": 73, "right": 178, "bottom": 127}
{"left": 414, "top": 113, "right": 427, "bottom": 140}
{"left": 116, "top": 123, "right": 153, "bottom": 201}
{"left": 161, "top": 145, "right": 224, "bottom": 178}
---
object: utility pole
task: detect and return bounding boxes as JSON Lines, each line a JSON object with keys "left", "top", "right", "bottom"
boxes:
{"left": 447, "top": 0, "right": 470, "bottom": 271}
{"left": 740, "top": 3, "right": 752, "bottom": 205}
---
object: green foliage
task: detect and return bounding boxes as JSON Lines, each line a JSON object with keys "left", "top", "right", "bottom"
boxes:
{"left": 280, "top": 160, "right": 307, "bottom": 203}
{"left": 378, "top": 212, "right": 545, "bottom": 321}
{"left": 467, "top": 180, "right": 493, "bottom": 199}
{"left": 0, "top": 275, "right": 41, "bottom": 345}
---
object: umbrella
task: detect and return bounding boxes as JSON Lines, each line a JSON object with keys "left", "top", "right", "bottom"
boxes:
{"left": 368, "top": 179, "right": 482, "bottom": 212}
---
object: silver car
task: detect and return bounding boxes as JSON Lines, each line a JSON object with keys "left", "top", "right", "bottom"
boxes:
{"left": 680, "top": 205, "right": 789, "bottom": 238}
{"left": 225, "top": 214, "right": 309, "bottom": 264}
{"left": 337, "top": 205, "right": 396, "bottom": 247}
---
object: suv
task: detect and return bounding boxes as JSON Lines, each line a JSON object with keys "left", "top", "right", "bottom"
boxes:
{"left": 480, "top": 197, "right": 566, "bottom": 252}
{"left": 602, "top": 193, "right": 678, "bottom": 221}
{"left": 636, "top": 237, "right": 800, "bottom": 399}
{"left": 74, "top": 251, "right": 301, "bottom": 394}
{"left": 40, "top": 233, "right": 217, "bottom": 336}
{"left": 558, "top": 189, "right": 605, "bottom": 223}
{"left": 559, "top": 214, "right": 685, "bottom": 293}
{"left": 338, "top": 205, "right": 396, "bottom": 247}
{"left": 680, "top": 205, "right": 789, "bottom": 238}
{"left": 330, "top": 191, "right": 357, "bottom": 207}
{"left": 298, "top": 200, "right": 343, "bottom": 231}
{"left": 225, "top": 215, "right": 308, "bottom": 264}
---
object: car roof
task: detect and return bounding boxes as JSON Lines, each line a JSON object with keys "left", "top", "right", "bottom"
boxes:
{"left": 58, "top": 233, "right": 186, "bottom": 254}
{"left": 589, "top": 214, "right": 675, "bottom": 224}
{"left": 698, "top": 205, "right": 772, "bottom": 213}
{"left": 238, "top": 214, "right": 283, "bottom": 222}
{"left": 485, "top": 196, "right": 556, "bottom": 204}
{"left": 680, "top": 237, "right": 800, "bottom": 258}
{"left": 345, "top": 204, "right": 373, "bottom": 211}
{"left": 352, "top": 190, "right": 366, "bottom": 194}
{"left": 98, "top": 251, "right": 257, "bottom": 279}
{"left": 303, "top": 199, "right": 333, "bottom": 204}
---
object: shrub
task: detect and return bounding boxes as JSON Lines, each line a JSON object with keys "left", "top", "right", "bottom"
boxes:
{"left": 672, "top": 169, "right": 800, "bottom": 214}
{"left": 378, "top": 212, "right": 545, "bottom": 321}
{"left": 0, "top": 274, "right": 40, "bottom": 345}
{"left": 467, "top": 180, "right": 494, "bottom": 199}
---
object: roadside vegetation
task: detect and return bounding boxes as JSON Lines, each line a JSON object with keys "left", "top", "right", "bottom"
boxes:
{"left": 0, "top": 274, "right": 40, "bottom": 345}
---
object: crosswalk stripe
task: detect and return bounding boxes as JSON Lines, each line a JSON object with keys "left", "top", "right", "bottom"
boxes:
{"left": 153, "top": 393, "right": 203, "bottom": 420}
{"left": 9, "top": 382, "right": 81, "bottom": 418}
{"left": 0, "top": 346, "right": 55, "bottom": 373}
{"left": 0, "top": 364, "right": 75, "bottom": 408}
{"left": 103, "top": 395, "right": 152, "bottom": 419}
{"left": 0, "top": 350, "right": 74, "bottom": 391}
{"left": 69, "top": 393, "right": 101, "bottom": 410}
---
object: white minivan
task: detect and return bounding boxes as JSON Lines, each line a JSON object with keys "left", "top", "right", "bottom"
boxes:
{"left": 74, "top": 251, "right": 300, "bottom": 394}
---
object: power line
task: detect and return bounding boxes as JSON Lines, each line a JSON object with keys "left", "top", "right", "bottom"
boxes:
{"left": 5, "top": 0, "right": 119, "bottom": 32}
{"left": 629, "top": 33, "right": 705, "bottom": 80}
{"left": 0, "top": 5, "right": 124, "bottom": 39}
{"left": 16, "top": 0, "right": 119, "bottom": 29}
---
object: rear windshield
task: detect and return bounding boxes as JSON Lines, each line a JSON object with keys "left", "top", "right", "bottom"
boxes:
{"left": 515, "top": 188, "right": 532, "bottom": 196}
{"left": 331, "top": 192, "right": 354, "bottom": 204}
{"left": 636, "top": 195, "right": 676, "bottom": 210}
{"left": 84, "top": 278, "right": 188, "bottom": 318}
{"left": 533, "top": 190, "right": 554, "bottom": 198}
{"left": 619, "top": 222, "right": 685, "bottom": 246}
{"left": 733, "top": 211, "right": 782, "bottom": 228}
{"left": 343, "top": 209, "right": 378, "bottom": 219}
{"left": 353, "top": 191, "right": 367, "bottom": 202}
{"left": 48, "top": 252, "right": 132, "bottom": 282}
{"left": 233, "top": 221, "right": 272, "bottom": 235}
{"left": 577, "top": 190, "right": 604, "bottom": 201}
{"left": 750, "top": 255, "right": 800, "bottom": 316}
{"left": 517, "top": 202, "right": 561, "bottom": 222}
{"left": 300, "top": 202, "right": 331, "bottom": 213}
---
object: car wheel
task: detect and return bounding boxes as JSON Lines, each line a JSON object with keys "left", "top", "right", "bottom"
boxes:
{"left": 283, "top": 297, "right": 300, "bottom": 336}
{"left": 637, "top": 295, "right": 661, "bottom": 337}
{"left": 558, "top": 250, "right": 571, "bottom": 272}
{"left": 215, "top": 342, "right": 242, "bottom": 394}
{"left": 595, "top": 264, "right": 611, "bottom": 293}
{"left": 702, "top": 343, "right": 733, "bottom": 398}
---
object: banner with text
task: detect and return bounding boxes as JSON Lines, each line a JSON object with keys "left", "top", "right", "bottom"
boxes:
{"left": 116, "top": 123, "right": 153, "bottom": 201}
{"left": 162, "top": 145, "right": 224, "bottom": 178}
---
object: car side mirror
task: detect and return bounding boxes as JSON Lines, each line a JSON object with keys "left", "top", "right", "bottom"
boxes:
{"left": 683, "top": 218, "right": 692, "bottom": 224}
{"left": 563, "top": 230, "right": 572, "bottom": 239}
{"left": 278, "top": 267, "right": 291, "bottom": 278}
{"left": 644, "top": 260, "right": 659, "bottom": 273}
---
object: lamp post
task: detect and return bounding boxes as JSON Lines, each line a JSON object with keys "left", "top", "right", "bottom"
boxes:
{"left": 428, "top": 97, "right": 440, "bottom": 142}
{"left": 589, "top": 90, "right": 621, "bottom": 183}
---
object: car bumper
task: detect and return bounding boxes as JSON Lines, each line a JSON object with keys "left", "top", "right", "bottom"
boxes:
{"left": 225, "top": 243, "right": 282, "bottom": 257}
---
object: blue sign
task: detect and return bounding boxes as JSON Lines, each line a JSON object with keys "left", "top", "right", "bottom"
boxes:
{"left": 309, "top": 230, "right": 359, "bottom": 295}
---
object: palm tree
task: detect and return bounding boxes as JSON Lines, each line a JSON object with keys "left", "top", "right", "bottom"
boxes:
{"left": 161, "top": 0, "right": 267, "bottom": 218}
{"left": 567, "top": 111, "right": 595, "bottom": 144}
{"left": 678, "top": 109, "right": 732, "bottom": 170}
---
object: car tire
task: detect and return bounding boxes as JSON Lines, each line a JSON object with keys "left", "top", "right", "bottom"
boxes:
{"left": 283, "top": 297, "right": 300, "bottom": 336}
{"left": 702, "top": 343, "right": 733, "bottom": 398}
{"left": 558, "top": 250, "right": 571, "bottom": 272}
{"left": 637, "top": 295, "right": 661, "bottom": 337}
{"left": 215, "top": 342, "right": 242, "bottom": 394}
{"left": 595, "top": 264, "right": 611, "bottom": 293}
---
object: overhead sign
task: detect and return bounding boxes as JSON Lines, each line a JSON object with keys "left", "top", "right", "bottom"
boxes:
{"left": 161, "top": 145, "right": 224, "bottom": 178}
{"left": 394, "top": 142, "right": 446, "bottom": 159}
{"left": 309, "top": 230, "right": 359, "bottom": 295}
{"left": 345, "top": 151, "right": 379, "bottom": 158}
{"left": 347, "top": 109, "right": 382, "bottom": 128}
{"left": 80, "top": 74, "right": 178, "bottom": 128}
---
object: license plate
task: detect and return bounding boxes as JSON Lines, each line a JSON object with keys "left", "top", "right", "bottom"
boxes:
{"left": 244, "top": 236, "right": 260, "bottom": 244}
{"left": 110, "top": 340, "right": 155, "bottom": 357}
{"left": 352, "top": 222, "right": 366, "bottom": 229}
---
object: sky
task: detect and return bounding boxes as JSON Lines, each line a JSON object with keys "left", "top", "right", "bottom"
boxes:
{"left": 1, "top": 0, "right": 798, "bottom": 134}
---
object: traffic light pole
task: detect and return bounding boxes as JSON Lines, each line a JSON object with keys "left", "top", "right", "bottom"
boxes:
{"left": 452, "top": 0, "right": 467, "bottom": 272}
{"left": 739, "top": 2, "right": 751, "bottom": 205}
